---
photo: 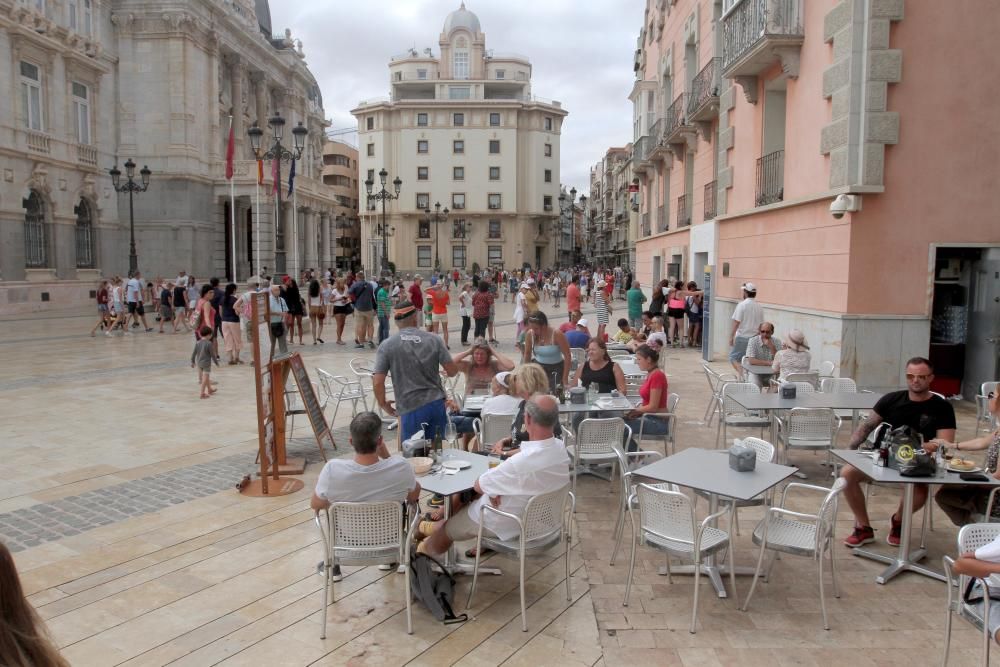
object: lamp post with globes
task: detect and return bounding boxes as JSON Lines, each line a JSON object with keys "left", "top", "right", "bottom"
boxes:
{"left": 109, "top": 158, "right": 151, "bottom": 276}
{"left": 424, "top": 201, "right": 449, "bottom": 273}
{"left": 364, "top": 169, "right": 402, "bottom": 277}
{"left": 246, "top": 112, "right": 308, "bottom": 275}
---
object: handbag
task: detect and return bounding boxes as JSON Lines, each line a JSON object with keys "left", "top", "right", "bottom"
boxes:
{"left": 270, "top": 321, "right": 285, "bottom": 338}
{"left": 888, "top": 425, "right": 937, "bottom": 476}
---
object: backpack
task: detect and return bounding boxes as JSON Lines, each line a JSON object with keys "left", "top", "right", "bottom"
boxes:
{"left": 408, "top": 551, "right": 468, "bottom": 624}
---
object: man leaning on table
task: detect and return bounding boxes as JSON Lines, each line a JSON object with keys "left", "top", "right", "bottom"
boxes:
{"left": 839, "top": 357, "right": 956, "bottom": 548}
{"left": 418, "top": 395, "right": 570, "bottom": 557}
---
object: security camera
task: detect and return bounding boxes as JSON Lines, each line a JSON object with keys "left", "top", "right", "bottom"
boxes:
{"left": 829, "top": 194, "right": 861, "bottom": 219}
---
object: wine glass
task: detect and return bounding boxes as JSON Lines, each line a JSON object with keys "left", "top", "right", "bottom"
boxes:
{"left": 444, "top": 422, "right": 458, "bottom": 450}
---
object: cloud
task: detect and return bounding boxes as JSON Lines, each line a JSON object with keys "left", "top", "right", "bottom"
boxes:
{"left": 269, "top": 0, "right": 637, "bottom": 195}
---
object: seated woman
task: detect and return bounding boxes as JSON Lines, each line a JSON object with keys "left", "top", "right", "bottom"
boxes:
{"left": 481, "top": 371, "right": 521, "bottom": 416}
{"left": 573, "top": 338, "right": 626, "bottom": 394}
{"left": 935, "top": 392, "right": 1000, "bottom": 525}
{"left": 453, "top": 338, "right": 515, "bottom": 396}
{"left": 489, "top": 363, "right": 562, "bottom": 457}
{"left": 622, "top": 345, "right": 670, "bottom": 451}
{"left": 522, "top": 310, "right": 571, "bottom": 392}
{"left": 771, "top": 329, "right": 812, "bottom": 381}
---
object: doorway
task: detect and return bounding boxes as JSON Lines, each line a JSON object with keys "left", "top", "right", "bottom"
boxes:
{"left": 929, "top": 247, "right": 1000, "bottom": 399}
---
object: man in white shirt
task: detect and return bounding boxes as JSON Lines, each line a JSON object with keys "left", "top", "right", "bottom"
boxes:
{"left": 420, "top": 394, "right": 570, "bottom": 557}
{"left": 311, "top": 412, "right": 420, "bottom": 580}
{"left": 728, "top": 282, "right": 764, "bottom": 377}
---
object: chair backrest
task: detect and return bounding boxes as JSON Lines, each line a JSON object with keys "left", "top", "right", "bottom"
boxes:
{"left": 739, "top": 437, "right": 776, "bottom": 463}
{"left": 625, "top": 380, "right": 643, "bottom": 398}
{"left": 478, "top": 412, "right": 514, "bottom": 449}
{"left": 349, "top": 358, "right": 375, "bottom": 377}
{"left": 570, "top": 348, "right": 586, "bottom": 370}
{"left": 720, "top": 382, "right": 761, "bottom": 416}
{"left": 329, "top": 500, "right": 404, "bottom": 563}
{"left": 784, "top": 372, "right": 819, "bottom": 388}
{"left": 316, "top": 368, "right": 336, "bottom": 399}
{"left": 783, "top": 381, "right": 815, "bottom": 394}
{"left": 576, "top": 417, "right": 628, "bottom": 455}
{"left": 609, "top": 349, "right": 632, "bottom": 360}
{"left": 820, "top": 377, "right": 858, "bottom": 393}
{"left": 956, "top": 523, "right": 1000, "bottom": 599}
{"left": 786, "top": 407, "right": 837, "bottom": 441}
{"left": 522, "top": 484, "right": 571, "bottom": 543}
{"left": 815, "top": 478, "right": 847, "bottom": 552}
{"left": 981, "top": 381, "right": 999, "bottom": 398}
{"left": 636, "top": 482, "right": 696, "bottom": 546}
{"left": 818, "top": 360, "right": 836, "bottom": 377}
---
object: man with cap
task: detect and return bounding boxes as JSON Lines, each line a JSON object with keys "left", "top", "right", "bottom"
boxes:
{"left": 729, "top": 282, "right": 764, "bottom": 378}
{"left": 373, "top": 301, "right": 459, "bottom": 445}
{"left": 565, "top": 317, "right": 591, "bottom": 349}
{"left": 559, "top": 309, "right": 583, "bottom": 334}
{"left": 427, "top": 277, "right": 451, "bottom": 348}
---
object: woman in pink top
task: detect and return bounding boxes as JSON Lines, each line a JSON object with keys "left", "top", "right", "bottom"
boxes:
{"left": 565, "top": 275, "right": 581, "bottom": 319}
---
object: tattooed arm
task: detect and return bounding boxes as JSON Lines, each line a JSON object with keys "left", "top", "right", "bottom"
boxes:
{"left": 848, "top": 412, "right": 884, "bottom": 450}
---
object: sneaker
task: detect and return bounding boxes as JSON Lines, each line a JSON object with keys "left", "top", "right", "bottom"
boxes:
{"left": 427, "top": 494, "right": 445, "bottom": 508}
{"left": 887, "top": 514, "right": 902, "bottom": 546}
{"left": 355, "top": 344, "right": 365, "bottom": 349}
{"left": 844, "top": 525, "right": 876, "bottom": 547}
{"left": 316, "top": 561, "right": 343, "bottom": 582}
{"left": 378, "top": 562, "right": 398, "bottom": 571}
{"left": 145, "top": 328, "right": 153, "bottom": 332}
{"left": 368, "top": 341, "right": 376, "bottom": 349}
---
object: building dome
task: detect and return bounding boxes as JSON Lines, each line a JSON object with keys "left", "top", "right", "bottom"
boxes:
{"left": 443, "top": 2, "right": 481, "bottom": 35}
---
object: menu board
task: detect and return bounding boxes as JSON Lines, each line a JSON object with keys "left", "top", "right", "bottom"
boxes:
{"left": 287, "top": 353, "right": 333, "bottom": 459}
{"left": 250, "top": 291, "right": 275, "bottom": 492}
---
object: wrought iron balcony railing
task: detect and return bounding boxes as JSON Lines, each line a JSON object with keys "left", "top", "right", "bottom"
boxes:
{"left": 664, "top": 94, "right": 690, "bottom": 142}
{"left": 687, "top": 58, "right": 721, "bottom": 121}
{"left": 656, "top": 205, "right": 667, "bottom": 233}
{"left": 722, "top": 0, "right": 804, "bottom": 77}
{"left": 704, "top": 181, "right": 718, "bottom": 220}
{"left": 755, "top": 149, "right": 784, "bottom": 207}
{"left": 677, "top": 194, "right": 692, "bottom": 228}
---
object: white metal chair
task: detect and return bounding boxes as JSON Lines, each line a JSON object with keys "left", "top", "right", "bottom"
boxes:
{"left": 567, "top": 418, "right": 630, "bottom": 499}
{"left": 624, "top": 379, "right": 644, "bottom": 398}
{"left": 942, "top": 523, "right": 1000, "bottom": 666}
{"left": 472, "top": 412, "right": 516, "bottom": 452}
{"left": 349, "top": 358, "right": 397, "bottom": 430}
{"left": 817, "top": 360, "right": 836, "bottom": 377}
{"left": 623, "top": 482, "right": 736, "bottom": 634}
{"left": 696, "top": 437, "right": 776, "bottom": 535}
{"left": 742, "top": 478, "right": 846, "bottom": 630}
{"left": 315, "top": 500, "right": 418, "bottom": 637}
{"left": 772, "top": 380, "right": 816, "bottom": 394}
{"left": 977, "top": 382, "right": 999, "bottom": 433}
{"left": 715, "top": 382, "right": 770, "bottom": 448}
{"left": 608, "top": 349, "right": 633, "bottom": 360}
{"left": 702, "top": 364, "right": 737, "bottom": 426}
{"left": 466, "top": 484, "right": 575, "bottom": 632}
{"left": 635, "top": 392, "right": 680, "bottom": 456}
{"left": 784, "top": 371, "right": 820, "bottom": 389}
{"left": 317, "top": 368, "right": 368, "bottom": 425}
{"left": 609, "top": 445, "right": 665, "bottom": 566}
{"left": 569, "top": 347, "right": 586, "bottom": 372}
{"left": 775, "top": 407, "right": 841, "bottom": 472}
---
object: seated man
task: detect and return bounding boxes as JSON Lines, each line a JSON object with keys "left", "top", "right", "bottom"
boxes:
{"left": 558, "top": 310, "right": 583, "bottom": 334}
{"left": 565, "top": 318, "right": 592, "bottom": 349}
{"left": 840, "top": 357, "right": 956, "bottom": 547}
{"left": 311, "top": 412, "right": 420, "bottom": 580}
{"left": 743, "top": 322, "right": 778, "bottom": 386}
{"left": 611, "top": 317, "right": 634, "bottom": 345}
{"left": 420, "top": 395, "right": 570, "bottom": 557}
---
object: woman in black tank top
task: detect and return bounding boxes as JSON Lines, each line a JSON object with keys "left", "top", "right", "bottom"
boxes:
{"left": 573, "top": 339, "right": 626, "bottom": 394}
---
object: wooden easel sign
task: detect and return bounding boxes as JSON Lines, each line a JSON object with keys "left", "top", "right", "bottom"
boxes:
{"left": 287, "top": 353, "right": 336, "bottom": 459}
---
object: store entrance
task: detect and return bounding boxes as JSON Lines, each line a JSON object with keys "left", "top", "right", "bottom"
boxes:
{"left": 929, "top": 247, "right": 1000, "bottom": 400}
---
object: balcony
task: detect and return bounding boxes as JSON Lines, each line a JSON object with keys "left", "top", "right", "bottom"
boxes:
{"left": 664, "top": 94, "right": 695, "bottom": 159}
{"left": 687, "top": 58, "right": 721, "bottom": 134}
{"left": 722, "top": 0, "right": 804, "bottom": 97}
{"left": 656, "top": 205, "right": 667, "bottom": 233}
{"left": 26, "top": 130, "right": 51, "bottom": 154}
{"left": 755, "top": 149, "right": 784, "bottom": 206}
{"left": 641, "top": 212, "right": 650, "bottom": 237}
{"left": 704, "top": 180, "right": 718, "bottom": 220}
{"left": 76, "top": 143, "right": 98, "bottom": 166}
{"left": 677, "top": 194, "right": 692, "bottom": 228}
{"left": 647, "top": 118, "right": 671, "bottom": 163}
{"left": 632, "top": 134, "right": 653, "bottom": 174}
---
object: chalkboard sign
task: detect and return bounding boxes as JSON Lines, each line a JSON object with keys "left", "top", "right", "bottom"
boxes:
{"left": 702, "top": 265, "right": 713, "bottom": 362}
{"left": 287, "top": 353, "right": 334, "bottom": 458}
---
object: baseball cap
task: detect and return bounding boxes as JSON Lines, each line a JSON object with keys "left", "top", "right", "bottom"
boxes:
{"left": 577, "top": 318, "right": 589, "bottom": 328}
{"left": 742, "top": 282, "right": 757, "bottom": 293}
{"left": 596, "top": 280, "right": 607, "bottom": 288}
{"left": 526, "top": 278, "right": 535, "bottom": 285}
{"left": 495, "top": 371, "right": 511, "bottom": 388}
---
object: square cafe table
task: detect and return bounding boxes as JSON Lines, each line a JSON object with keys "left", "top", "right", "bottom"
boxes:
{"left": 831, "top": 449, "right": 1000, "bottom": 584}
{"left": 418, "top": 450, "right": 501, "bottom": 576}
{"left": 632, "top": 447, "right": 799, "bottom": 598}
{"left": 727, "top": 391, "right": 882, "bottom": 448}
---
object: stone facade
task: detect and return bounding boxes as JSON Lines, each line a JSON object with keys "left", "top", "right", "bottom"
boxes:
{"left": 0, "top": 0, "right": 340, "bottom": 313}
{"left": 321, "top": 139, "right": 361, "bottom": 271}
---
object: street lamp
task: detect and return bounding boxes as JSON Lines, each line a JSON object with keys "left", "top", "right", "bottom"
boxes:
{"left": 109, "top": 158, "right": 151, "bottom": 276}
{"left": 364, "top": 168, "right": 401, "bottom": 277}
{"left": 247, "top": 112, "right": 307, "bottom": 275}
{"left": 424, "top": 201, "right": 448, "bottom": 272}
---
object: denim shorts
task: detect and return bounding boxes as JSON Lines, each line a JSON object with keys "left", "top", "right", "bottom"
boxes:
{"left": 729, "top": 336, "right": 750, "bottom": 362}
{"left": 400, "top": 399, "right": 449, "bottom": 442}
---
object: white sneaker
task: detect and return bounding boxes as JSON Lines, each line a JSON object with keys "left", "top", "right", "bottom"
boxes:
{"left": 378, "top": 562, "right": 398, "bottom": 571}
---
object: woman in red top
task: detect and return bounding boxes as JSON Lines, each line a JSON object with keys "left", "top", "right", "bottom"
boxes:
{"left": 471, "top": 282, "right": 494, "bottom": 339}
{"left": 90, "top": 279, "right": 111, "bottom": 336}
{"left": 623, "top": 344, "right": 670, "bottom": 451}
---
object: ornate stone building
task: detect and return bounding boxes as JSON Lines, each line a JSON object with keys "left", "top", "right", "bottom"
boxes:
{"left": 0, "top": 0, "right": 339, "bottom": 313}
{"left": 353, "top": 3, "right": 568, "bottom": 275}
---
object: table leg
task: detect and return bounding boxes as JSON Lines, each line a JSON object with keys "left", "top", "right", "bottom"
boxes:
{"left": 851, "top": 483, "right": 945, "bottom": 583}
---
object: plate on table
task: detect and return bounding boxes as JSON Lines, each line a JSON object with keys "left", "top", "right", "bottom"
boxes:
{"left": 441, "top": 459, "right": 472, "bottom": 471}
{"left": 595, "top": 397, "right": 633, "bottom": 410}
{"left": 946, "top": 459, "right": 982, "bottom": 473}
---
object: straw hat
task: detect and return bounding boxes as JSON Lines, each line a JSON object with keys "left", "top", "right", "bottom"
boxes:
{"left": 784, "top": 329, "right": 809, "bottom": 352}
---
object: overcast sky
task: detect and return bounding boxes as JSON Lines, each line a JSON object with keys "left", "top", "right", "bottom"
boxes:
{"left": 269, "top": 0, "right": 638, "bottom": 196}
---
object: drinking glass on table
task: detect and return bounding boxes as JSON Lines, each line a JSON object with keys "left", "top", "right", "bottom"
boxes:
{"left": 444, "top": 422, "right": 458, "bottom": 450}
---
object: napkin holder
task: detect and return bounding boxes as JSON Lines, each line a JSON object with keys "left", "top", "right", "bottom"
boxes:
{"left": 780, "top": 383, "right": 797, "bottom": 399}
{"left": 729, "top": 440, "right": 757, "bottom": 472}
{"left": 402, "top": 433, "right": 430, "bottom": 458}
{"left": 569, "top": 387, "right": 587, "bottom": 404}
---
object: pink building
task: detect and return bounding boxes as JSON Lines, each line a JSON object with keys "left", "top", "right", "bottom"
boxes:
{"left": 630, "top": 0, "right": 1000, "bottom": 393}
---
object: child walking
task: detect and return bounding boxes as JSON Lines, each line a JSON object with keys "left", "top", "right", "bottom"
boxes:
{"left": 191, "top": 325, "right": 219, "bottom": 399}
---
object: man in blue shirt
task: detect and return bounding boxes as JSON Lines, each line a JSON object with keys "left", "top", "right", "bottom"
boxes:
{"left": 565, "top": 318, "right": 591, "bottom": 349}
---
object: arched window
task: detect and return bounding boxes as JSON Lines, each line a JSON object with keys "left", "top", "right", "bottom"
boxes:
{"left": 453, "top": 36, "right": 469, "bottom": 80}
{"left": 23, "top": 191, "right": 47, "bottom": 268}
{"left": 75, "top": 198, "right": 94, "bottom": 268}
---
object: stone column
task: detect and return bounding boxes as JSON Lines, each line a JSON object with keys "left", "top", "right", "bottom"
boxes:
{"left": 229, "top": 56, "right": 244, "bottom": 148}
{"left": 319, "top": 212, "right": 331, "bottom": 269}
{"left": 252, "top": 72, "right": 268, "bottom": 127}
{"left": 283, "top": 202, "right": 295, "bottom": 276}
{"left": 304, "top": 207, "right": 318, "bottom": 271}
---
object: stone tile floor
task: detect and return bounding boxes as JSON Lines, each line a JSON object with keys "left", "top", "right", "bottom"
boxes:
{"left": 0, "top": 300, "right": 990, "bottom": 665}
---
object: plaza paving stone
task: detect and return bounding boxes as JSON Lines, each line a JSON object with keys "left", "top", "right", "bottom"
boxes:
{"left": 0, "top": 295, "right": 990, "bottom": 665}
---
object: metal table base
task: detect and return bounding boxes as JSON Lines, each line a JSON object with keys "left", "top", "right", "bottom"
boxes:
{"left": 439, "top": 483, "right": 502, "bottom": 577}
{"left": 851, "top": 483, "right": 945, "bottom": 584}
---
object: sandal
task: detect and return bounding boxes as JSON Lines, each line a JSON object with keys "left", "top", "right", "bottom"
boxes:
{"left": 465, "top": 546, "right": 495, "bottom": 558}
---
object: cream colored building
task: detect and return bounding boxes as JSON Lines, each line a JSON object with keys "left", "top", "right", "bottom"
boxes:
{"left": 321, "top": 138, "right": 360, "bottom": 271}
{"left": 352, "top": 3, "right": 568, "bottom": 275}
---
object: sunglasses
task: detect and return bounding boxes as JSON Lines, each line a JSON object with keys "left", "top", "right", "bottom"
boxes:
{"left": 905, "top": 374, "right": 931, "bottom": 380}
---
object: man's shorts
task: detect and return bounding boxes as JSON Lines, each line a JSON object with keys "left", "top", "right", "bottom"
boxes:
{"left": 98, "top": 304, "right": 108, "bottom": 313}
{"left": 400, "top": 399, "right": 449, "bottom": 442}
{"left": 127, "top": 302, "right": 138, "bottom": 314}
{"left": 432, "top": 313, "right": 448, "bottom": 324}
{"left": 356, "top": 309, "right": 375, "bottom": 325}
{"left": 729, "top": 336, "right": 750, "bottom": 362}
{"left": 445, "top": 506, "right": 499, "bottom": 542}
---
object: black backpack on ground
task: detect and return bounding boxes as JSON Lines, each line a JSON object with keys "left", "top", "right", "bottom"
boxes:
{"left": 408, "top": 551, "right": 468, "bottom": 625}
